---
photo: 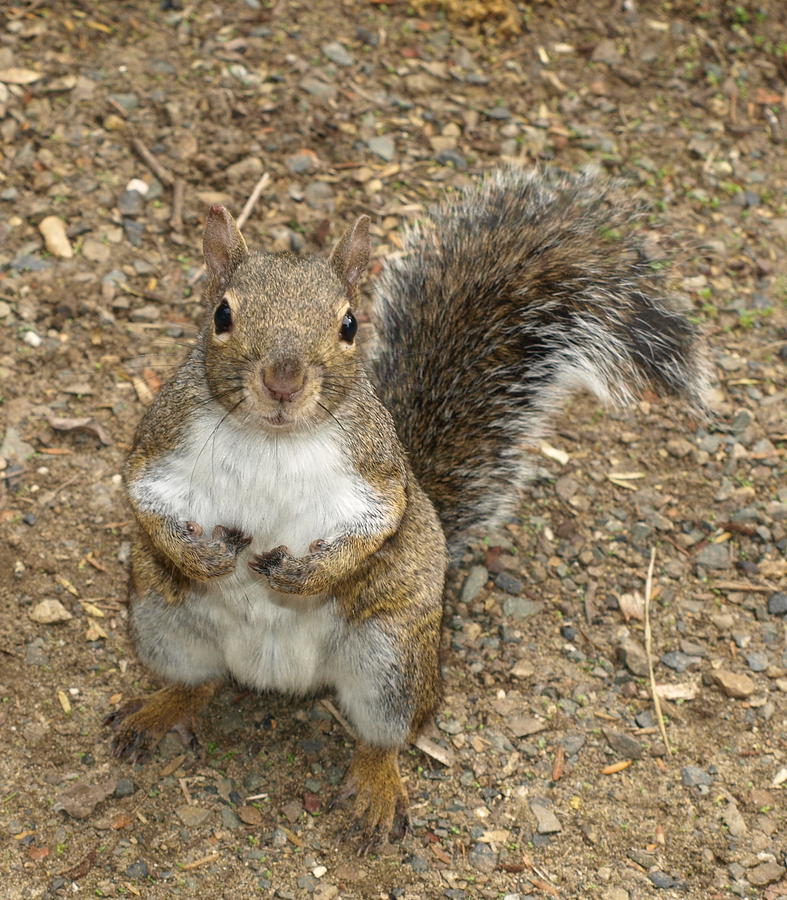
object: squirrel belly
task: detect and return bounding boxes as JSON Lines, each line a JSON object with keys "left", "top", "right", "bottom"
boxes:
{"left": 128, "top": 400, "right": 399, "bottom": 701}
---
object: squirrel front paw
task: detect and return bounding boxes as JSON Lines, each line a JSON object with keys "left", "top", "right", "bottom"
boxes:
{"left": 180, "top": 523, "right": 251, "bottom": 579}
{"left": 249, "top": 544, "right": 326, "bottom": 594}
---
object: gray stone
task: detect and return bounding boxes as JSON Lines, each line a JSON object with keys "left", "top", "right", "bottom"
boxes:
{"left": 661, "top": 650, "right": 697, "bottom": 673}
{"left": 1, "top": 427, "right": 35, "bottom": 462}
{"left": 494, "top": 572, "right": 524, "bottom": 595}
{"left": 285, "top": 152, "right": 316, "bottom": 174}
{"left": 367, "top": 135, "right": 395, "bottom": 161}
{"left": 220, "top": 807, "right": 242, "bottom": 829}
{"left": 468, "top": 842, "right": 497, "bottom": 872}
{"left": 592, "top": 39, "right": 623, "bottom": 65}
{"left": 303, "top": 181, "right": 334, "bottom": 212}
{"left": 114, "top": 778, "right": 136, "bottom": 798}
{"left": 745, "top": 651, "right": 768, "bottom": 672}
{"left": 407, "top": 853, "right": 429, "bottom": 872}
{"left": 730, "top": 408, "right": 753, "bottom": 433}
{"left": 460, "top": 565, "right": 488, "bottom": 603}
{"left": 109, "top": 93, "right": 138, "bottom": 113}
{"left": 322, "top": 42, "right": 354, "bottom": 66}
{"left": 648, "top": 871, "right": 675, "bottom": 889}
{"left": 300, "top": 77, "right": 337, "bottom": 101}
{"left": 175, "top": 805, "right": 211, "bottom": 827}
{"left": 125, "top": 860, "right": 148, "bottom": 879}
{"left": 25, "top": 639, "right": 49, "bottom": 666}
{"left": 767, "top": 592, "right": 787, "bottom": 616}
{"left": 603, "top": 729, "right": 643, "bottom": 760}
{"left": 561, "top": 733, "right": 586, "bottom": 755}
{"left": 485, "top": 106, "right": 511, "bottom": 119}
{"left": 530, "top": 801, "right": 562, "bottom": 834}
{"left": 122, "top": 219, "right": 145, "bottom": 247}
{"left": 695, "top": 543, "right": 731, "bottom": 569}
{"left": 747, "top": 862, "right": 785, "bottom": 887}
{"left": 679, "top": 639, "right": 707, "bottom": 658}
{"left": 681, "top": 766, "right": 712, "bottom": 787}
{"left": 118, "top": 189, "right": 144, "bottom": 216}
{"left": 502, "top": 597, "right": 543, "bottom": 619}
{"left": 617, "top": 636, "right": 648, "bottom": 676}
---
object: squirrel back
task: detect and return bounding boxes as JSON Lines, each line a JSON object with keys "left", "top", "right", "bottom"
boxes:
{"left": 371, "top": 167, "right": 710, "bottom": 554}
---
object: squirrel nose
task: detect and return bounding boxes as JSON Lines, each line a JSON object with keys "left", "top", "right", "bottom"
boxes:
{"left": 262, "top": 364, "right": 306, "bottom": 403}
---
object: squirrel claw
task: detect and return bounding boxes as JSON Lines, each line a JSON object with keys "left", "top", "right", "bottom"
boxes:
{"left": 212, "top": 525, "right": 252, "bottom": 551}
{"left": 248, "top": 545, "right": 289, "bottom": 576}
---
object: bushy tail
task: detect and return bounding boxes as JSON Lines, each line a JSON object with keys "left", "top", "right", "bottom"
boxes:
{"left": 370, "top": 167, "right": 710, "bottom": 554}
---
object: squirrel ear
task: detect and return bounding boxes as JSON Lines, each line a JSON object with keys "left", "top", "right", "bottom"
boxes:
{"left": 330, "top": 215, "right": 370, "bottom": 294}
{"left": 203, "top": 205, "right": 248, "bottom": 287}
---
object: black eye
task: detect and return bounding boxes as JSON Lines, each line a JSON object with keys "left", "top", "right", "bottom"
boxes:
{"left": 214, "top": 299, "right": 233, "bottom": 334}
{"left": 340, "top": 310, "right": 357, "bottom": 343}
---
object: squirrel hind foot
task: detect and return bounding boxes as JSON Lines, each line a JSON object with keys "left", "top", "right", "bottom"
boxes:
{"left": 104, "top": 684, "right": 215, "bottom": 763}
{"left": 337, "top": 744, "right": 409, "bottom": 850}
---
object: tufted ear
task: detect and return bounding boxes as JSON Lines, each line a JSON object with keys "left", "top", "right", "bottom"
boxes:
{"left": 203, "top": 205, "right": 248, "bottom": 287}
{"left": 330, "top": 215, "right": 370, "bottom": 295}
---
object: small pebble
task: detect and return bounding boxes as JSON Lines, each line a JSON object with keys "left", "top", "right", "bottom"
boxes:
{"left": 125, "top": 860, "right": 149, "bottom": 879}
{"left": 767, "top": 592, "right": 787, "bottom": 616}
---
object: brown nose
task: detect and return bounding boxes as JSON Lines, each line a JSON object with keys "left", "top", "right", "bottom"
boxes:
{"left": 262, "top": 364, "right": 305, "bottom": 403}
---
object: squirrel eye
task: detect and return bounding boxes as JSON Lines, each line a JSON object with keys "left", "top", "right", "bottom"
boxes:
{"left": 214, "top": 299, "right": 233, "bottom": 335}
{"left": 340, "top": 310, "right": 357, "bottom": 343}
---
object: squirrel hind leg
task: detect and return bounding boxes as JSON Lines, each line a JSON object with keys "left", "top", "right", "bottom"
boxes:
{"left": 337, "top": 743, "right": 409, "bottom": 851}
{"left": 105, "top": 683, "right": 217, "bottom": 763}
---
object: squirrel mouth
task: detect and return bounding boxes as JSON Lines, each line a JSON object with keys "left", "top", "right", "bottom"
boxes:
{"left": 260, "top": 406, "right": 295, "bottom": 428}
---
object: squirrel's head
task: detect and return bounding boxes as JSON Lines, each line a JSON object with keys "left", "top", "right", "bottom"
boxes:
{"left": 199, "top": 205, "right": 370, "bottom": 432}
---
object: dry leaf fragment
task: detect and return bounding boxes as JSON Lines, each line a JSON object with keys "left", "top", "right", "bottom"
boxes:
{"left": 57, "top": 690, "right": 72, "bottom": 714}
{"left": 45, "top": 412, "right": 112, "bottom": 446}
{"left": 237, "top": 805, "right": 263, "bottom": 826}
{"left": 602, "top": 759, "right": 633, "bottom": 775}
{"left": 618, "top": 592, "right": 645, "bottom": 622}
{"left": 540, "top": 442, "right": 570, "bottom": 466}
{"left": 55, "top": 575, "right": 79, "bottom": 596}
{"left": 132, "top": 377, "right": 154, "bottom": 406}
{"left": 414, "top": 734, "right": 455, "bottom": 766}
{"left": 142, "top": 367, "right": 162, "bottom": 395}
{"left": 80, "top": 600, "right": 105, "bottom": 618}
{"left": 85, "top": 620, "right": 108, "bottom": 641}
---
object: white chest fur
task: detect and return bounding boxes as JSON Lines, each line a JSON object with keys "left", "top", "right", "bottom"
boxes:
{"left": 131, "top": 405, "right": 378, "bottom": 693}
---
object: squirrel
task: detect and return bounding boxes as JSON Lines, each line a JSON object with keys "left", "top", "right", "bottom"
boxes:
{"left": 107, "top": 166, "right": 709, "bottom": 845}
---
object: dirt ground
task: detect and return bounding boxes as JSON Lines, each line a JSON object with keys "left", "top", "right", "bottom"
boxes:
{"left": 1, "top": 1, "right": 785, "bottom": 898}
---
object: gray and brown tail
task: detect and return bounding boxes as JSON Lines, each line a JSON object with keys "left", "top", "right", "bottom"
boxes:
{"left": 370, "top": 167, "right": 710, "bottom": 555}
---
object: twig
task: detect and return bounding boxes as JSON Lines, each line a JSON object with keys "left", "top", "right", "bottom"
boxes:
{"left": 236, "top": 172, "right": 271, "bottom": 231}
{"left": 130, "top": 137, "right": 174, "bottom": 186}
{"left": 644, "top": 548, "right": 672, "bottom": 757}
{"left": 319, "top": 698, "right": 355, "bottom": 736}
{"left": 178, "top": 777, "right": 192, "bottom": 805}
{"left": 583, "top": 580, "right": 596, "bottom": 625}
{"left": 181, "top": 852, "right": 219, "bottom": 871}
{"left": 170, "top": 177, "right": 185, "bottom": 232}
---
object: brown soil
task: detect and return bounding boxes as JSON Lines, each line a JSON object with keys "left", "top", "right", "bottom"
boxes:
{"left": 0, "top": 1, "right": 785, "bottom": 898}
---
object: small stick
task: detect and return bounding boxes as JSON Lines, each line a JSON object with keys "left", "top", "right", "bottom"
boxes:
{"left": 236, "top": 172, "right": 271, "bottom": 231}
{"left": 170, "top": 177, "right": 185, "bottom": 232}
{"left": 178, "top": 777, "right": 192, "bottom": 805}
{"left": 644, "top": 547, "right": 672, "bottom": 756}
{"left": 186, "top": 172, "right": 271, "bottom": 288}
{"left": 319, "top": 698, "right": 355, "bottom": 737}
{"left": 130, "top": 137, "right": 174, "bottom": 186}
{"left": 181, "top": 852, "right": 219, "bottom": 871}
